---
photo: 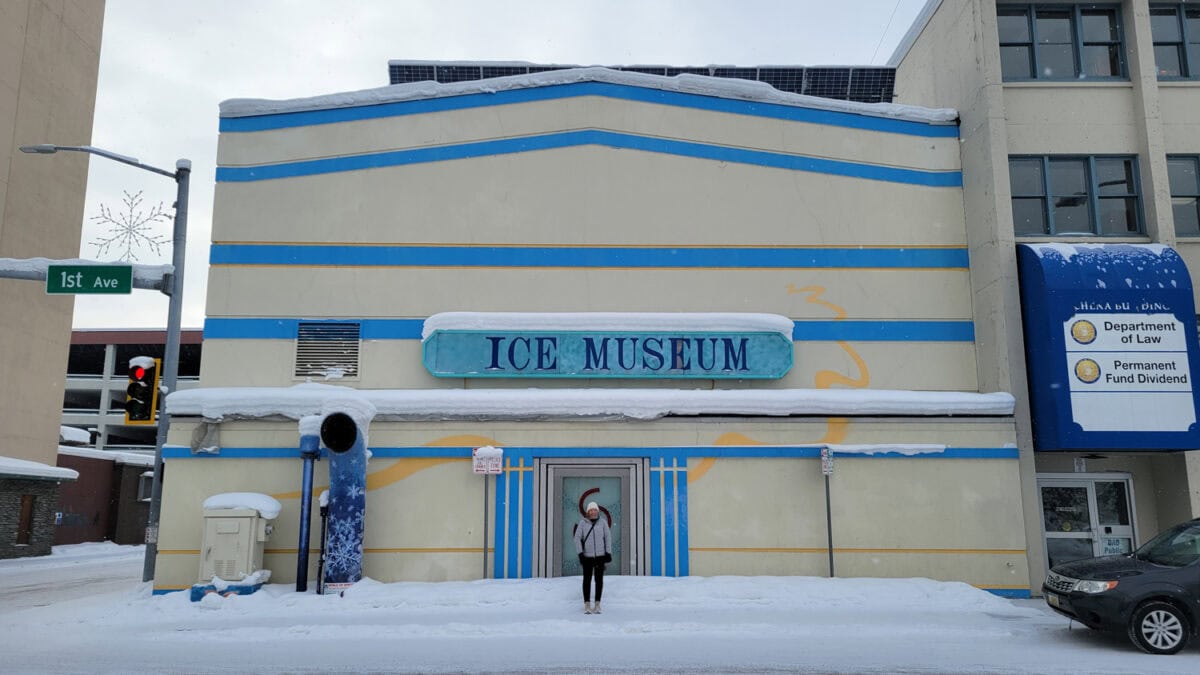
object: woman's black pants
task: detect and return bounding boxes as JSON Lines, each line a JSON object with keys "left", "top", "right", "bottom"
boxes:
{"left": 581, "top": 558, "right": 605, "bottom": 602}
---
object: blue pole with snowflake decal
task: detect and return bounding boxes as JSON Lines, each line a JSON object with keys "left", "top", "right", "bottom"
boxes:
{"left": 319, "top": 412, "right": 366, "bottom": 594}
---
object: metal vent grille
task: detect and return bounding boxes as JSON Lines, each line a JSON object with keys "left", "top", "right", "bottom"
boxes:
{"left": 295, "top": 322, "right": 361, "bottom": 379}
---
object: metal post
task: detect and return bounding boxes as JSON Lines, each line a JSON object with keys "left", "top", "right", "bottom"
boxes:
{"left": 483, "top": 475, "right": 489, "bottom": 579}
{"left": 16, "top": 144, "right": 189, "bottom": 584}
{"left": 142, "top": 159, "right": 191, "bottom": 582}
{"left": 825, "top": 473, "right": 835, "bottom": 578}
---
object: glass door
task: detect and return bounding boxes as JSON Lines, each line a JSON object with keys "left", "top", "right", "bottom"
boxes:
{"left": 560, "top": 475, "right": 623, "bottom": 576}
{"left": 1038, "top": 474, "right": 1136, "bottom": 569}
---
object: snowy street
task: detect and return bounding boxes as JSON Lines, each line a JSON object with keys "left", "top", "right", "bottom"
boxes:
{"left": 2, "top": 543, "right": 1199, "bottom": 674}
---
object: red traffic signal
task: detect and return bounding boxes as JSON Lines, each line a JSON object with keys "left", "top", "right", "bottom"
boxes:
{"left": 124, "top": 357, "right": 161, "bottom": 425}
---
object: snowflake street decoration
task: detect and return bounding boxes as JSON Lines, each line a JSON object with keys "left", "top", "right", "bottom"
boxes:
{"left": 90, "top": 190, "right": 171, "bottom": 261}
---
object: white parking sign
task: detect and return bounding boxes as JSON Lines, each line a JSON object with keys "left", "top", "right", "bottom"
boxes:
{"left": 472, "top": 446, "right": 503, "bottom": 474}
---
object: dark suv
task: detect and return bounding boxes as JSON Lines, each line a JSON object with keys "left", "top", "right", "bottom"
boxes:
{"left": 1043, "top": 518, "right": 1200, "bottom": 654}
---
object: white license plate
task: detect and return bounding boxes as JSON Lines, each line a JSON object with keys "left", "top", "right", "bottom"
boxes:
{"left": 1047, "top": 593, "right": 1061, "bottom": 608}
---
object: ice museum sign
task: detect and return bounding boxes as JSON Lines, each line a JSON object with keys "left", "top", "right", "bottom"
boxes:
{"left": 421, "top": 313, "right": 795, "bottom": 380}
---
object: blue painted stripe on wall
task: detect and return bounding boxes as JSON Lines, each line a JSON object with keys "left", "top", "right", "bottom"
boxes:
{"left": 664, "top": 465, "right": 676, "bottom": 577}
{"left": 163, "top": 446, "right": 1018, "bottom": 460}
{"left": 521, "top": 463, "right": 534, "bottom": 579}
{"left": 493, "top": 470, "right": 506, "bottom": 578}
{"left": 650, "top": 462, "right": 662, "bottom": 577}
{"left": 209, "top": 243, "right": 970, "bottom": 269}
{"left": 507, "top": 458, "right": 519, "bottom": 579}
{"left": 984, "top": 588, "right": 1032, "bottom": 599}
{"left": 675, "top": 451, "right": 690, "bottom": 577}
{"left": 203, "top": 318, "right": 425, "bottom": 340}
{"left": 219, "top": 82, "right": 959, "bottom": 138}
{"left": 203, "top": 316, "right": 975, "bottom": 343}
{"left": 792, "top": 320, "right": 975, "bottom": 342}
{"left": 215, "top": 130, "right": 962, "bottom": 187}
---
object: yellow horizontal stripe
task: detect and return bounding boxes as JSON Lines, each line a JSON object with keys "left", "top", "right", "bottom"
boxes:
{"left": 162, "top": 547, "right": 492, "bottom": 556}
{"left": 214, "top": 241, "right": 968, "bottom": 250}
{"left": 211, "top": 263, "right": 968, "bottom": 272}
{"left": 691, "top": 547, "right": 1025, "bottom": 555}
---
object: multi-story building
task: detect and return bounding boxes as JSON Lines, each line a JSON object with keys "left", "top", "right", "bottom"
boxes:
{"left": 890, "top": 0, "right": 1200, "bottom": 590}
{"left": 63, "top": 328, "right": 203, "bottom": 452}
{"left": 0, "top": 0, "right": 104, "bottom": 559}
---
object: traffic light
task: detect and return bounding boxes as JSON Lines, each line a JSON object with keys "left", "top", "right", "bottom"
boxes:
{"left": 124, "top": 357, "right": 161, "bottom": 425}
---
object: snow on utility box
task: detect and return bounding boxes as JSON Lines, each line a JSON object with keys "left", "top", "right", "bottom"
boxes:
{"left": 191, "top": 493, "right": 280, "bottom": 600}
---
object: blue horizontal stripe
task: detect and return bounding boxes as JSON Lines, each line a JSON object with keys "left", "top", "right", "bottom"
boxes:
{"left": 203, "top": 317, "right": 974, "bottom": 342}
{"left": 984, "top": 588, "right": 1032, "bottom": 599}
{"left": 165, "top": 446, "right": 1015, "bottom": 460}
{"left": 203, "top": 318, "right": 424, "bottom": 340}
{"left": 215, "top": 130, "right": 961, "bottom": 187}
{"left": 220, "top": 81, "right": 958, "bottom": 139}
{"left": 209, "top": 244, "right": 970, "bottom": 269}
{"left": 793, "top": 320, "right": 975, "bottom": 342}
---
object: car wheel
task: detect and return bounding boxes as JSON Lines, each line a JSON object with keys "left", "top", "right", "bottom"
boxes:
{"left": 1128, "top": 601, "right": 1190, "bottom": 655}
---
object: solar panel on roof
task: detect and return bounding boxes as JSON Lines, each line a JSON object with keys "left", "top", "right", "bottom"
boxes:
{"left": 386, "top": 62, "right": 895, "bottom": 103}
{"left": 802, "top": 68, "right": 851, "bottom": 100}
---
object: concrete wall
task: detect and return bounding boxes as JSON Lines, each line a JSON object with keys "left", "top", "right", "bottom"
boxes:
{"left": 0, "top": 0, "right": 103, "bottom": 465}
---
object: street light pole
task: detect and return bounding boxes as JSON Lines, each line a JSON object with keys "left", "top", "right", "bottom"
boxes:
{"left": 20, "top": 144, "right": 190, "bottom": 582}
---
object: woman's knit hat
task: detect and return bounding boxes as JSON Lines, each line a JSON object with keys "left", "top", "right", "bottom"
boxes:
{"left": 586, "top": 501, "right": 599, "bottom": 512}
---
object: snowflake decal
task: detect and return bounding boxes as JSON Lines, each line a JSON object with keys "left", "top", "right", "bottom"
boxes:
{"left": 324, "top": 509, "right": 364, "bottom": 580}
{"left": 90, "top": 190, "right": 171, "bottom": 262}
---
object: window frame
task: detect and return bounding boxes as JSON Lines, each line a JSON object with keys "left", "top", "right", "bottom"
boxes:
{"left": 1009, "top": 154, "right": 1144, "bottom": 236}
{"left": 998, "top": 3, "right": 1128, "bottom": 81}
{"left": 1167, "top": 155, "right": 1200, "bottom": 236}
{"left": 1150, "top": 3, "right": 1200, "bottom": 79}
{"left": 137, "top": 471, "right": 154, "bottom": 502}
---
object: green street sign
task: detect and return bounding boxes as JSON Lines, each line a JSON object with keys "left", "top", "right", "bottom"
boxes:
{"left": 46, "top": 264, "right": 133, "bottom": 294}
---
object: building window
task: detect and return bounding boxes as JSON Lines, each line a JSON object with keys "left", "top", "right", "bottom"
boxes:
{"left": 1169, "top": 156, "right": 1200, "bottom": 236}
{"left": 1009, "top": 156, "right": 1142, "bottom": 236}
{"left": 998, "top": 4, "right": 1125, "bottom": 80}
{"left": 137, "top": 472, "right": 154, "bottom": 501}
{"left": 16, "top": 495, "right": 35, "bottom": 545}
{"left": 1150, "top": 4, "right": 1200, "bottom": 78}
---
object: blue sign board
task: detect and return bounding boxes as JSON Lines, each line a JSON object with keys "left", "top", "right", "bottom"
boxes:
{"left": 1016, "top": 244, "right": 1200, "bottom": 451}
{"left": 423, "top": 330, "right": 794, "bottom": 379}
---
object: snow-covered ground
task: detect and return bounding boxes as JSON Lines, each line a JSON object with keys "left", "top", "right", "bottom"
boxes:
{"left": 2, "top": 544, "right": 1198, "bottom": 673}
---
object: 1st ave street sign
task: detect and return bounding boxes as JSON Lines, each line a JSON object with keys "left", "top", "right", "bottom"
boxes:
{"left": 46, "top": 264, "right": 133, "bottom": 294}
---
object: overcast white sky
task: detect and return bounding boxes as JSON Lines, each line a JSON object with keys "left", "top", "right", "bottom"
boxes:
{"left": 70, "top": 0, "right": 929, "bottom": 329}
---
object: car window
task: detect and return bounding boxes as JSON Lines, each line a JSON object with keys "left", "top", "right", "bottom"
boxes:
{"left": 1135, "top": 522, "right": 1200, "bottom": 566}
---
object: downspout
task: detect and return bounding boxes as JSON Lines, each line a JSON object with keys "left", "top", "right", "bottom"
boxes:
{"left": 295, "top": 425, "right": 321, "bottom": 592}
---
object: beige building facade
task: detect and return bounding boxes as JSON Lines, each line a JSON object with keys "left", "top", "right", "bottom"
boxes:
{"left": 155, "top": 68, "right": 1034, "bottom": 596}
{"left": 0, "top": 0, "right": 103, "bottom": 557}
{"left": 891, "top": 0, "right": 1200, "bottom": 593}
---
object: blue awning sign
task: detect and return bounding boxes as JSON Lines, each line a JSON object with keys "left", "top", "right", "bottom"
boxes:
{"left": 1017, "top": 244, "right": 1200, "bottom": 451}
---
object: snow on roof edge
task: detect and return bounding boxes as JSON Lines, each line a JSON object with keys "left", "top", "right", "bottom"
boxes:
{"left": 220, "top": 67, "right": 957, "bottom": 126}
{"left": 58, "top": 446, "right": 154, "bottom": 467}
{"left": 166, "top": 383, "right": 1015, "bottom": 422}
{"left": 421, "top": 312, "right": 796, "bottom": 341}
{"left": 0, "top": 455, "right": 79, "bottom": 480}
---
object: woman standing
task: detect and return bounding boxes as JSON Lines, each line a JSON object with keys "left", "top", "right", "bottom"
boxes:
{"left": 573, "top": 501, "right": 612, "bottom": 614}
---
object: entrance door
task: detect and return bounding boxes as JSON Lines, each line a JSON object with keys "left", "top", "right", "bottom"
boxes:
{"left": 1038, "top": 474, "right": 1136, "bottom": 569}
{"left": 534, "top": 458, "right": 648, "bottom": 577}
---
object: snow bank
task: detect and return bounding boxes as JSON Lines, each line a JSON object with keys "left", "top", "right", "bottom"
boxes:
{"left": 59, "top": 426, "right": 91, "bottom": 444}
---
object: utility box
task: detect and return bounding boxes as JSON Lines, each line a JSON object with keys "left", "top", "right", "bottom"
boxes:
{"left": 199, "top": 507, "right": 273, "bottom": 582}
